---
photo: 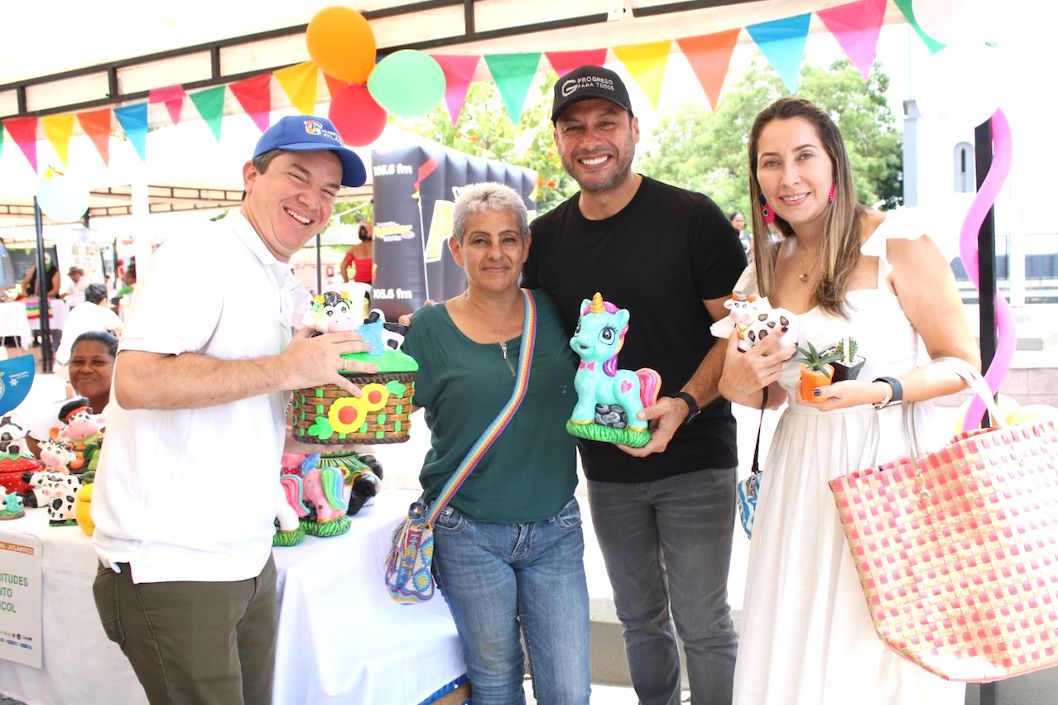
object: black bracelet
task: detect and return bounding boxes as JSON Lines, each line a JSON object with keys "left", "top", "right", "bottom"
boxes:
{"left": 872, "top": 376, "right": 904, "bottom": 409}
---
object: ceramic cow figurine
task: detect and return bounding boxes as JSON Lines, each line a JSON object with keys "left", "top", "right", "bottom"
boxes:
{"left": 23, "top": 471, "right": 81, "bottom": 525}
{"left": 710, "top": 291, "right": 798, "bottom": 352}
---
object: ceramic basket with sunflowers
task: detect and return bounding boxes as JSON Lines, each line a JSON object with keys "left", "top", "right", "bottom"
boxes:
{"left": 292, "top": 311, "right": 419, "bottom": 444}
{"left": 293, "top": 364, "right": 417, "bottom": 444}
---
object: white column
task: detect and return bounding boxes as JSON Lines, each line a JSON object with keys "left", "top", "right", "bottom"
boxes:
{"left": 130, "top": 168, "right": 153, "bottom": 277}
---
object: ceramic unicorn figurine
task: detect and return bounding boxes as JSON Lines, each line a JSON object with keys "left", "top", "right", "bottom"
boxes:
{"left": 567, "top": 292, "right": 661, "bottom": 448}
{"left": 274, "top": 453, "right": 352, "bottom": 544}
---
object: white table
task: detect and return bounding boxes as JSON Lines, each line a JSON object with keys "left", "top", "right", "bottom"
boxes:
{"left": 0, "top": 491, "right": 466, "bottom": 705}
{"left": 27, "top": 299, "right": 67, "bottom": 334}
{"left": 0, "top": 302, "right": 33, "bottom": 349}
{"left": 0, "top": 300, "right": 67, "bottom": 349}
{"left": 272, "top": 491, "right": 467, "bottom": 705}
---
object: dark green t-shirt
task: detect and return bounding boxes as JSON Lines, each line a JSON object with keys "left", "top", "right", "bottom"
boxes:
{"left": 402, "top": 290, "right": 578, "bottom": 522}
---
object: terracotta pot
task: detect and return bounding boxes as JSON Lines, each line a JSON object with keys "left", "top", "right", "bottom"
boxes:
{"left": 799, "top": 364, "right": 834, "bottom": 403}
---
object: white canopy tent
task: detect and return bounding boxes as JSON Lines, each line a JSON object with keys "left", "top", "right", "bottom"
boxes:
{"left": 0, "top": 0, "right": 907, "bottom": 219}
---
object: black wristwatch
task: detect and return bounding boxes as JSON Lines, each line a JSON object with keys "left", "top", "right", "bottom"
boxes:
{"left": 672, "top": 391, "right": 701, "bottom": 425}
{"left": 872, "top": 376, "right": 904, "bottom": 409}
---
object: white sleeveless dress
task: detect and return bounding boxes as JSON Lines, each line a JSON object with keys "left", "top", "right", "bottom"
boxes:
{"left": 732, "top": 215, "right": 966, "bottom": 704}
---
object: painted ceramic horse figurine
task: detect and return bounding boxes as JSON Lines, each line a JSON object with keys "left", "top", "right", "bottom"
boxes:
{"left": 567, "top": 292, "right": 661, "bottom": 448}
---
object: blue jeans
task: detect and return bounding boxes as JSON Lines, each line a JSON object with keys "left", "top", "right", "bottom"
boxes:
{"left": 433, "top": 497, "right": 591, "bottom": 705}
{"left": 588, "top": 468, "right": 738, "bottom": 705}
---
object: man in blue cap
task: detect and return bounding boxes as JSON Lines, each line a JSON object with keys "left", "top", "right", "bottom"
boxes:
{"left": 91, "top": 116, "right": 373, "bottom": 705}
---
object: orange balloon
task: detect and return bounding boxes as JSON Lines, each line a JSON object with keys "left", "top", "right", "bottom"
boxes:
{"left": 306, "top": 7, "right": 376, "bottom": 84}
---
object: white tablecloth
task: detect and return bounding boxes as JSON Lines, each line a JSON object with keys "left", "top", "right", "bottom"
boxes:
{"left": 0, "top": 490, "right": 466, "bottom": 705}
{"left": 0, "top": 300, "right": 67, "bottom": 349}
{"left": 0, "top": 302, "right": 33, "bottom": 349}
{"left": 272, "top": 491, "right": 466, "bottom": 705}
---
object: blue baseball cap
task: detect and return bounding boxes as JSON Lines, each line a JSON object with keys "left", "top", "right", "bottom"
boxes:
{"left": 253, "top": 116, "right": 367, "bottom": 188}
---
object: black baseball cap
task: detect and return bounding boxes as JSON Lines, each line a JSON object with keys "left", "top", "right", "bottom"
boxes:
{"left": 551, "top": 65, "right": 633, "bottom": 122}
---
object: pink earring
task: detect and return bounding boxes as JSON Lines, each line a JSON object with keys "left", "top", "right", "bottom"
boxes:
{"left": 828, "top": 185, "right": 836, "bottom": 204}
{"left": 758, "top": 194, "right": 775, "bottom": 225}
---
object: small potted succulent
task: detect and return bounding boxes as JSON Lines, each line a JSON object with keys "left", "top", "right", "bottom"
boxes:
{"left": 823, "top": 337, "right": 866, "bottom": 383}
{"left": 797, "top": 341, "right": 842, "bottom": 403}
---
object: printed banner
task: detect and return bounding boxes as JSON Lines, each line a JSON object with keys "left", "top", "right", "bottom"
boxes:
{"left": 0, "top": 531, "right": 43, "bottom": 668}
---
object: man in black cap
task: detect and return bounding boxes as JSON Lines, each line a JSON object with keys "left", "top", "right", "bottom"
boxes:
{"left": 523, "top": 66, "right": 746, "bottom": 705}
{"left": 91, "top": 115, "right": 375, "bottom": 705}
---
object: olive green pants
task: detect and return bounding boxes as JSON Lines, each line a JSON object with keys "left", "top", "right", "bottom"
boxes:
{"left": 93, "top": 556, "right": 277, "bottom": 705}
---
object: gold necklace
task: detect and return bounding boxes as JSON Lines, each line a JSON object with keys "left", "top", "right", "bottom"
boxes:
{"left": 796, "top": 247, "right": 818, "bottom": 283}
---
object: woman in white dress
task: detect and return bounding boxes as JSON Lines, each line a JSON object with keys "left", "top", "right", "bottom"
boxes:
{"left": 719, "top": 97, "right": 980, "bottom": 704}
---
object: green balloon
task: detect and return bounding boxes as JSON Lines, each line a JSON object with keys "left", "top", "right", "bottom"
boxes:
{"left": 367, "top": 50, "right": 445, "bottom": 118}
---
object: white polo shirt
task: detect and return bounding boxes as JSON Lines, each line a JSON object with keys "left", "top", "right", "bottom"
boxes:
{"left": 92, "top": 211, "right": 301, "bottom": 583}
{"left": 54, "top": 301, "right": 122, "bottom": 365}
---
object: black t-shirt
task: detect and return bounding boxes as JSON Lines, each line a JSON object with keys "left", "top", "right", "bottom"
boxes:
{"left": 523, "top": 176, "right": 746, "bottom": 483}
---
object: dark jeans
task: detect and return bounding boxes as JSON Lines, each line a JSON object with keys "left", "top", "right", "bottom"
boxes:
{"left": 92, "top": 555, "right": 277, "bottom": 705}
{"left": 588, "top": 467, "right": 738, "bottom": 705}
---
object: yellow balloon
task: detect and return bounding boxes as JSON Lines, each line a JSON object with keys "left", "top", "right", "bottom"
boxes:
{"left": 306, "top": 7, "right": 376, "bottom": 84}
{"left": 1005, "top": 404, "right": 1058, "bottom": 426}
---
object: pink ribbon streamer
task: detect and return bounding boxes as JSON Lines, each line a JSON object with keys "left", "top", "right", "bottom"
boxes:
{"left": 959, "top": 109, "right": 1015, "bottom": 430}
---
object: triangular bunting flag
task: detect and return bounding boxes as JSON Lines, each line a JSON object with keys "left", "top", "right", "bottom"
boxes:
{"left": 274, "top": 61, "right": 318, "bottom": 115}
{"left": 746, "top": 14, "right": 812, "bottom": 92}
{"left": 77, "top": 108, "right": 112, "bottom": 166}
{"left": 545, "top": 49, "right": 609, "bottom": 79}
{"left": 434, "top": 55, "right": 480, "bottom": 126}
{"left": 114, "top": 103, "right": 148, "bottom": 161}
{"left": 676, "top": 30, "right": 740, "bottom": 110}
{"left": 323, "top": 73, "right": 348, "bottom": 102}
{"left": 189, "top": 86, "right": 226, "bottom": 142}
{"left": 41, "top": 114, "right": 75, "bottom": 168}
{"left": 484, "top": 53, "right": 541, "bottom": 125}
{"left": 230, "top": 74, "right": 272, "bottom": 132}
{"left": 0, "top": 122, "right": 4, "bottom": 158}
{"left": 149, "top": 85, "right": 187, "bottom": 125}
{"left": 817, "top": 0, "right": 887, "bottom": 80}
{"left": 612, "top": 41, "right": 672, "bottom": 109}
{"left": 892, "top": 0, "right": 945, "bottom": 54}
{"left": 4, "top": 116, "right": 39, "bottom": 172}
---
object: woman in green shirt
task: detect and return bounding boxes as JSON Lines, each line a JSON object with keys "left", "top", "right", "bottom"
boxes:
{"left": 401, "top": 182, "right": 589, "bottom": 705}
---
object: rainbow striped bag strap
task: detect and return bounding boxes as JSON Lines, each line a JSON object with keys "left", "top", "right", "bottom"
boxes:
{"left": 425, "top": 289, "right": 537, "bottom": 525}
{"left": 385, "top": 290, "right": 537, "bottom": 603}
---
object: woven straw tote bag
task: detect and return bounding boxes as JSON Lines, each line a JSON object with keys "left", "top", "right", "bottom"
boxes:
{"left": 830, "top": 359, "right": 1058, "bottom": 682}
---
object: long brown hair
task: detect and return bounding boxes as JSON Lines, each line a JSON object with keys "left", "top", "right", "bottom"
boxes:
{"left": 747, "top": 98, "right": 866, "bottom": 316}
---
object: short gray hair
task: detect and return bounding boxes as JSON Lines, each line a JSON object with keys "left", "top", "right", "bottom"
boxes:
{"left": 452, "top": 182, "right": 529, "bottom": 244}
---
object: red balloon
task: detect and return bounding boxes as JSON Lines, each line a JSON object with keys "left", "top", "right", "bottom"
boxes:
{"left": 306, "top": 7, "right": 376, "bottom": 84}
{"left": 329, "top": 84, "right": 387, "bottom": 147}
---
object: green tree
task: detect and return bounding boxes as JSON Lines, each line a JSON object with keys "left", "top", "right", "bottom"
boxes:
{"left": 398, "top": 77, "right": 576, "bottom": 212}
{"left": 638, "top": 59, "right": 903, "bottom": 219}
